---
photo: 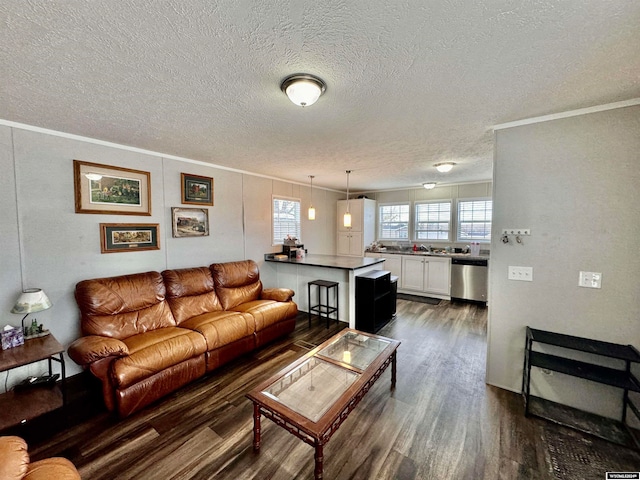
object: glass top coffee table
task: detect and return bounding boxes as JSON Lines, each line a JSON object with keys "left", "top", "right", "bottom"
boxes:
{"left": 246, "top": 328, "right": 401, "bottom": 480}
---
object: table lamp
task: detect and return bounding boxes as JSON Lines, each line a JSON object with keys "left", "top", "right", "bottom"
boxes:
{"left": 11, "top": 288, "right": 52, "bottom": 336}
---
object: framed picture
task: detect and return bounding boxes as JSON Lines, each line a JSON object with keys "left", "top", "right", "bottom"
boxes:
{"left": 74, "top": 160, "right": 151, "bottom": 215}
{"left": 171, "top": 207, "right": 209, "bottom": 238}
{"left": 100, "top": 223, "right": 160, "bottom": 253}
{"left": 181, "top": 173, "right": 214, "bottom": 206}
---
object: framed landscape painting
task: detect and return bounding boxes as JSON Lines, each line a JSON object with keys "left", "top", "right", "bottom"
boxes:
{"left": 171, "top": 207, "right": 209, "bottom": 238}
{"left": 181, "top": 173, "right": 213, "bottom": 206}
{"left": 74, "top": 160, "right": 151, "bottom": 215}
{"left": 100, "top": 223, "right": 160, "bottom": 253}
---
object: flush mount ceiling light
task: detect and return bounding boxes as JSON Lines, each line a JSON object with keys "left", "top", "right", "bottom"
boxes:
{"left": 84, "top": 173, "right": 103, "bottom": 181}
{"left": 281, "top": 74, "right": 326, "bottom": 107}
{"left": 423, "top": 182, "right": 437, "bottom": 189}
{"left": 434, "top": 162, "right": 456, "bottom": 173}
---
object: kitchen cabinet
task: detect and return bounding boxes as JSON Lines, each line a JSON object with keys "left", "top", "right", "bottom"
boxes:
{"left": 336, "top": 198, "right": 376, "bottom": 256}
{"left": 337, "top": 232, "right": 364, "bottom": 256}
{"left": 400, "top": 255, "right": 451, "bottom": 297}
{"left": 364, "top": 253, "right": 402, "bottom": 279}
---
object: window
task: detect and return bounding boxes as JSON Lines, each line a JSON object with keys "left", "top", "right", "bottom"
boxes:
{"left": 415, "top": 201, "right": 451, "bottom": 241}
{"left": 457, "top": 199, "right": 492, "bottom": 242}
{"left": 378, "top": 203, "right": 410, "bottom": 240}
{"left": 272, "top": 196, "right": 301, "bottom": 245}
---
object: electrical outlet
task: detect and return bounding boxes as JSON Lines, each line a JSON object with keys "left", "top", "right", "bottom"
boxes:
{"left": 502, "top": 228, "right": 531, "bottom": 236}
{"left": 579, "top": 271, "right": 602, "bottom": 289}
{"left": 508, "top": 266, "right": 533, "bottom": 281}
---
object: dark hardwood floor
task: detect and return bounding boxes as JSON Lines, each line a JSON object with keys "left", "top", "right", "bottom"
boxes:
{"left": 20, "top": 300, "right": 640, "bottom": 479}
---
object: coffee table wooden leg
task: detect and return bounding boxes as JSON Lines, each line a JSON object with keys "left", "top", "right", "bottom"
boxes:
{"left": 314, "top": 443, "right": 324, "bottom": 479}
{"left": 253, "top": 403, "right": 261, "bottom": 452}
{"left": 391, "top": 351, "right": 397, "bottom": 389}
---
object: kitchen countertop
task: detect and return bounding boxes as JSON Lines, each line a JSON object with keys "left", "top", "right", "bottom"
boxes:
{"left": 264, "top": 253, "right": 385, "bottom": 270}
{"left": 366, "top": 250, "right": 489, "bottom": 261}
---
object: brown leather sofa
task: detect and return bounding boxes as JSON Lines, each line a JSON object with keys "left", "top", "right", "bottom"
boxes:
{"left": 68, "top": 260, "right": 297, "bottom": 417}
{"left": 0, "top": 436, "right": 80, "bottom": 480}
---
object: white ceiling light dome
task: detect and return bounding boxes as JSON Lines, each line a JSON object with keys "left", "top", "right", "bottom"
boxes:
{"left": 423, "top": 182, "right": 437, "bottom": 189}
{"left": 434, "top": 162, "right": 456, "bottom": 173}
{"left": 281, "top": 74, "right": 326, "bottom": 107}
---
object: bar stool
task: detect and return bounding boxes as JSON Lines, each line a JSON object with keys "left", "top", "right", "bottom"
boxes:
{"left": 307, "top": 280, "right": 339, "bottom": 328}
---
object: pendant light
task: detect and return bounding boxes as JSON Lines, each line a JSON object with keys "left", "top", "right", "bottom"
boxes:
{"left": 343, "top": 170, "right": 352, "bottom": 228}
{"left": 308, "top": 175, "right": 316, "bottom": 220}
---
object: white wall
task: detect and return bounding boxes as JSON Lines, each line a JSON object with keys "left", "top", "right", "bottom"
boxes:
{"left": 0, "top": 124, "right": 339, "bottom": 384}
{"left": 488, "top": 105, "right": 640, "bottom": 418}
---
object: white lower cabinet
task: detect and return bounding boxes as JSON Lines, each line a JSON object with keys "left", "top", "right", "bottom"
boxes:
{"left": 364, "top": 253, "right": 402, "bottom": 279}
{"left": 400, "top": 255, "right": 451, "bottom": 297}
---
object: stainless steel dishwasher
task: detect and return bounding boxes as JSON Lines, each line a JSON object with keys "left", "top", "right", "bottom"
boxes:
{"left": 450, "top": 257, "right": 488, "bottom": 303}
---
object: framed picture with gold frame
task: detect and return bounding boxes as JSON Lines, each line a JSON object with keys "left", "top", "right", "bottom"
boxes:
{"left": 74, "top": 160, "right": 151, "bottom": 215}
{"left": 181, "top": 173, "right": 214, "bottom": 206}
{"left": 100, "top": 223, "right": 160, "bottom": 253}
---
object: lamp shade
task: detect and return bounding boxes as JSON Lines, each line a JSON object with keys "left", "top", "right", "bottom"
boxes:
{"left": 11, "top": 288, "right": 52, "bottom": 314}
{"left": 281, "top": 74, "right": 326, "bottom": 107}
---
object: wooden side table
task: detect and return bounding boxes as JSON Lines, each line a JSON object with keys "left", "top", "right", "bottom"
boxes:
{"left": 0, "top": 334, "right": 66, "bottom": 431}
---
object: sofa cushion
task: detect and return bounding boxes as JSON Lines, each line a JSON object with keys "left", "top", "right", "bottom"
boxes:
{"left": 162, "top": 267, "right": 223, "bottom": 323}
{"left": 113, "top": 327, "right": 207, "bottom": 389}
{"left": 211, "top": 260, "right": 262, "bottom": 310}
{"left": 76, "top": 271, "right": 176, "bottom": 339}
{"left": 231, "top": 300, "right": 298, "bottom": 331}
{"left": 179, "top": 311, "right": 255, "bottom": 350}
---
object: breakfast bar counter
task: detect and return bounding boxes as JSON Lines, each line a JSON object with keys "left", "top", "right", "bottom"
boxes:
{"left": 264, "top": 254, "right": 385, "bottom": 328}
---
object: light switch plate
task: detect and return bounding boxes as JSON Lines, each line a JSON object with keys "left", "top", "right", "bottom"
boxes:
{"left": 579, "top": 271, "right": 602, "bottom": 289}
{"left": 508, "top": 266, "right": 533, "bottom": 281}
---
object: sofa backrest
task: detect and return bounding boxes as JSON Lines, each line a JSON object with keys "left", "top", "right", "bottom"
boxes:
{"left": 211, "top": 260, "right": 262, "bottom": 310}
{"left": 75, "top": 271, "right": 176, "bottom": 339}
{"left": 162, "top": 267, "right": 223, "bottom": 323}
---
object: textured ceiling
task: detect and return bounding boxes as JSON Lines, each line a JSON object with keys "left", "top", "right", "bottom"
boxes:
{"left": 1, "top": 1, "right": 639, "bottom": 191}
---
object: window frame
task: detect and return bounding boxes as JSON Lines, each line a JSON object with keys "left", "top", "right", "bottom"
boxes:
{"left": 456, "top": 197, "right": 492, "bottom": 243}
{"left": 272, "top": 195, "right": 301, "bottom": 246}
{"left": 414, "top": 199, "right": 452, "bottom": 242}
{"left": 377, "top": 202, "right": 411, "bottom": 241}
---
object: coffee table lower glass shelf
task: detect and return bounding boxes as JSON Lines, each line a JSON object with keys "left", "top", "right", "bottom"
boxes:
{"left": 246, "top": 328, "right": 401, "bottom": 480}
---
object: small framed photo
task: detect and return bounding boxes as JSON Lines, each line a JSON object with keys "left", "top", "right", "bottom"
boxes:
{"left": 181, "top": 173, "right": 214, "bottom": 206}
{"left": 100, "top": 223, "right": 160, "bottom": 253}
{"left": 171, "top": 207, "right": 209, "bottom": 238}
{"left": 74, "top": 160, "right": 151, "bottom": 215}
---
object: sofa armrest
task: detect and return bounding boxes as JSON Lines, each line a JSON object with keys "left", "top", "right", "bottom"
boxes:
{"left": 261, "top": 288, "right": 295, "bottom": 303}
{"left": 0, "top": 436, "right": 29, "bottom": 480}
{"left": 68, "top": 335, "right": 129, "bottom": 366}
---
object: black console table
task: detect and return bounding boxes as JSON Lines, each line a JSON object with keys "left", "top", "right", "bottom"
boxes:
{"left": 522, "top": 326, "right": 640, "bottom": 449}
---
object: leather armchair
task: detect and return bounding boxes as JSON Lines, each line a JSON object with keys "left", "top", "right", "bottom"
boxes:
{"left": 0, "top": 436, "right": 80, "bottom": 480}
